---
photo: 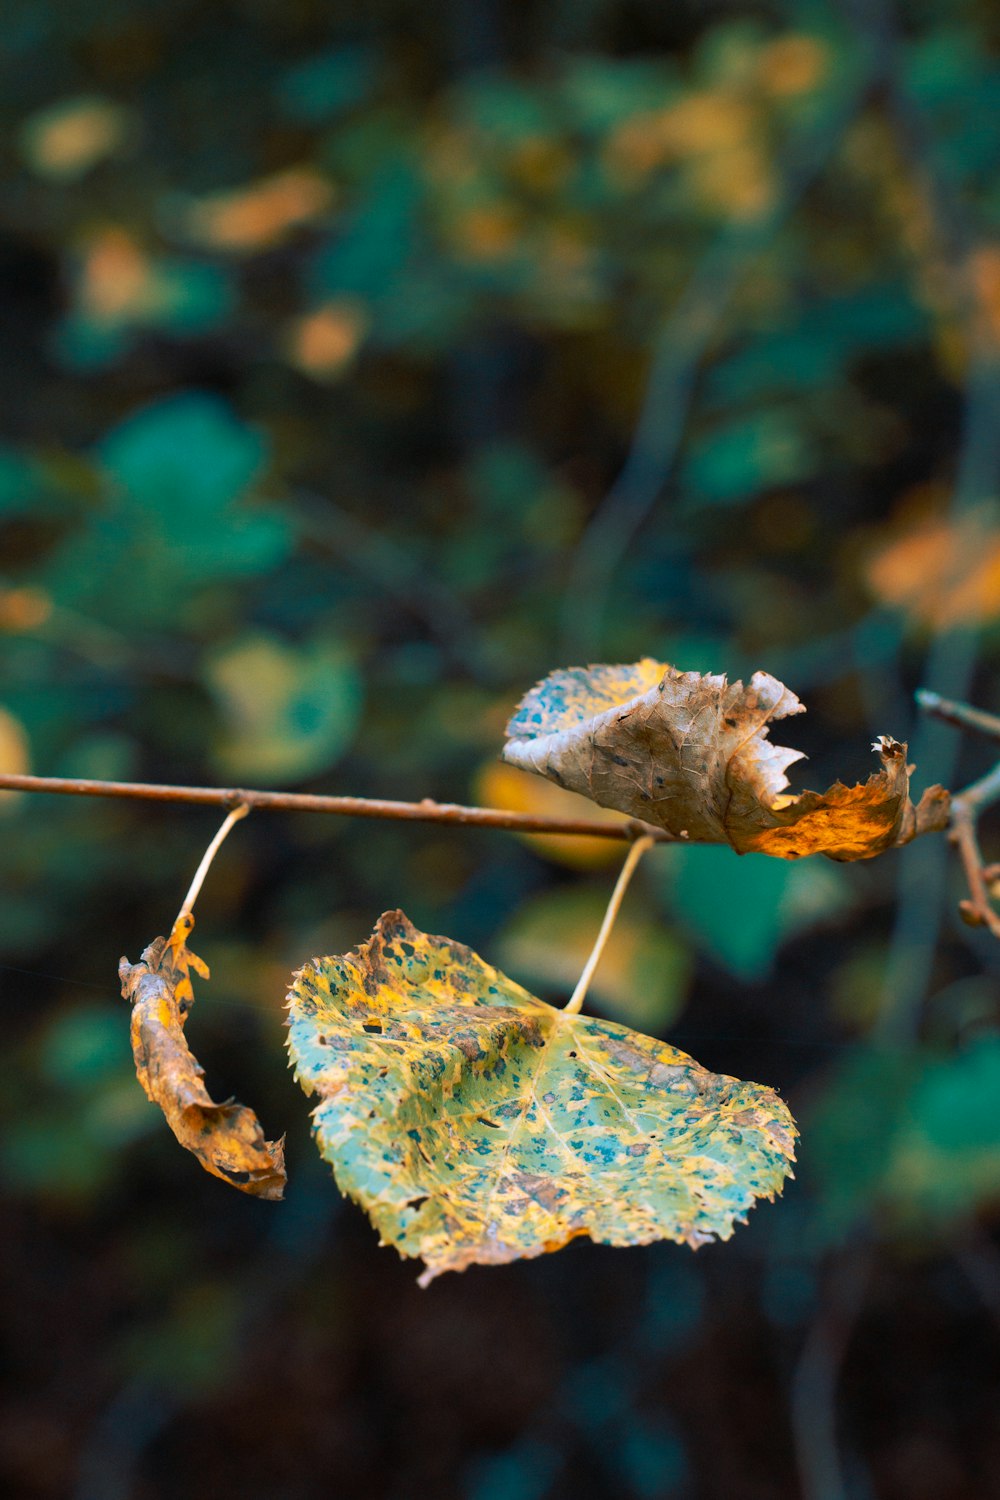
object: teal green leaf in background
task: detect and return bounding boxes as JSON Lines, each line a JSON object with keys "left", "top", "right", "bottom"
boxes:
{"left": 809, "top": 1034, "right": 1000, "bottom": 1241}
{"left": 657, "top": 843, "right": 852, "bottom": 980}
{"left": 99, "top": 392, "right": 266, "bottom": 520}
{"left": 275, "top": 45, "right": 378, "bottom": 125}
{"left": 41, "top": 394, "right": 289, "bottom": 627}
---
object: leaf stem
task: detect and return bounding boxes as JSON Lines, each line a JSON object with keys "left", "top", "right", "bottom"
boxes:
{"left": 563, "top": 835, "right": 655, "bottom": 1017}
{"left": 176, "top": 803, "right": 250, "bottom": 926}
{"left": 0, "top": 770, "right": 672, "bottom": 843}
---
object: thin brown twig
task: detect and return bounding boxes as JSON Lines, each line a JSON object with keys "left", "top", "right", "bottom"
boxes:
{"left": 915, "top": 690, "right": 1000, "bottom": 744}
{"left": 948, "top": 804, "right": 1000, "bottom": 936}
{"left": 0, "top": 770, "right": 675, "bottom": 843}
{"left": 916, "top": 692, "right": 1000, "bottom": 935}
{"left": 947, "top": 762, "right": 1000, "bottom": 936}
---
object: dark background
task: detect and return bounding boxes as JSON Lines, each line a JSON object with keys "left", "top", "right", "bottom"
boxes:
{"left": 2, "top": 1, "right": 1000, "bottom": 1497}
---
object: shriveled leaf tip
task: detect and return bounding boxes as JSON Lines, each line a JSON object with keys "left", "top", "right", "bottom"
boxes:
{"left": 286, "top": 911, "right": 796, "bottom": 1284}
{"left": 503, "top": 659, "right": 949, "bottom": 861}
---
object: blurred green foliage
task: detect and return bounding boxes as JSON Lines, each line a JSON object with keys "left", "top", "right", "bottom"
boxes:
{"left": 2, "top": 0, "right": 1000, "bottom": 1497}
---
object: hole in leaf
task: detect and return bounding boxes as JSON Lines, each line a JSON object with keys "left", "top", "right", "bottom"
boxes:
{"left": 405, "top": 1195, "right": 429, "bottom": 1213}
{"left": 377, "top": 1067, "right": 388, "bottom": 1078}
{"left": 476, "top": 1115, "right": 501, "bottom": 1129}
{"left": 568, "top": 1051, "right": 577, "bottom": 1059}
{"left": 363, "top": 1021, "right": 383, "bottom": 1034}
{"left": 368, "top": 1109, "right": 376, "bottom": 1118}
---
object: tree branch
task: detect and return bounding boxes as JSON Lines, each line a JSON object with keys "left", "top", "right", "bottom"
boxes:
{"left": 0, "top": 770, "right": 676, "bottom": 842}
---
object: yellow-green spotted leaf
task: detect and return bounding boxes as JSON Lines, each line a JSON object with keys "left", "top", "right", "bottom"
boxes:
{"left": 502, "top": 659, "right": 949, "bottom": 860}
{"left": 286, "top": 911, "right": 796, "bottom": 1284}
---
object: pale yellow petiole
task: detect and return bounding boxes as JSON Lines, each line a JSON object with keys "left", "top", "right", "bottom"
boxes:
{"left": 175, "top": 803, "right": 251, "bottom": 927}
{"left": 563, "top": 834, "right": 655, "bottom": 1017}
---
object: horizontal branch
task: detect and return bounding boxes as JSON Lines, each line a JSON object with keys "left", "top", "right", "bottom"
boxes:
{"left": 0, "top": 771, "right": 676, "bottom": 843}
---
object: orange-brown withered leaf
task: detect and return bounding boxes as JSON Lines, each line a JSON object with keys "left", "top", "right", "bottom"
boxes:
{"left": 502, "top": 660, "right": 949, "bottom": 860}
{"left": 120, "top": 913, "right": 285, "bottom": 1198}
{"left": 286, "top": 912, "right": 795, "bottom": 1284}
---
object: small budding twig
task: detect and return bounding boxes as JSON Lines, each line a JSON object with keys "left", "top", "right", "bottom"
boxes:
{"left": 916, "top": 690, "right": 1000, "bottom": 744}
{"left": 917, "top": 691, "right": 1000, "bottom": 937}
{"left": 175, "top": 803, "right": 250, "bottom": 927}
{"left": 947, "top": 764, "right": 1000, "bottom": 938}
{"left": 563, "top": 834, "right": 655, "bottom": 1017}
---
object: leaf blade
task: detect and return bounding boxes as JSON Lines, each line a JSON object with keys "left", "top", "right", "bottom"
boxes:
{"left": 120, "top": 918, "right": 285, "bottom": 1199}
{"left": 287, "top": 911, "right": 795, "bottom": 1283}
{"left": 503, "top": 659, "right": 948, "bottom": 860}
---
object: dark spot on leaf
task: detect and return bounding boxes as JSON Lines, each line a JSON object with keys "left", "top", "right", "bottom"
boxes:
{"left": 363, "top": 1021, "right": 383, "bottom": 1034}
{"left": 476, "top": 1116, "right": 501, "bottom": 1129}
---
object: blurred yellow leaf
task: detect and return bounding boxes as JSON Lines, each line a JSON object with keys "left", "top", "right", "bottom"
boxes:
{"left": 507, "top": 136, "right": 573, "bottom": 193}
{"left": 968, "top": 245, "right": 1000, "bottom": 354}
{"left": 495, "top": 885, "right": 690, "bottom": 1030}
{"left": 19, "top": 95, "right": 134, "bottom": 179}
{"left": 756, "top": 36, "right": 828, "bottom": 96}
{"left": 179, "top": 167, "right": 335, "bottom": 252}
{"left": 0, "top": 588, "right": 52, "bottom": 632}
{"left": 0, "top": 706, "right": 29, "bottom": 814}
{"left": 602, "top": 87, "right": 774, "bottom": 218}
{"left": 503, "top": 659, "right": 949, "bottom": 860}
{"left": 605, "top": 88, "right": 752, "bottom": 183}
{"left": 689, "top": 142, "right": 776, "bottom": 221}
{"left": 867, "top": 507, "right": 1000, "bottom": 628}
{"left": 450, "top": 203, "right": 523, "bottom": 263}
{"left": 285, "top": 300, "right": 369, "bottom": 380}
{"left": 474, "top": 760, "right": 630, "bottom": 869}
{"left": 287, "top": 911, "right": 795, "bottom": 1284}
{"left": 77, "top": 227, "right": 154, "bottom": 323}
{"left": 656, "top": 90, "right": 754, "bottom": 155}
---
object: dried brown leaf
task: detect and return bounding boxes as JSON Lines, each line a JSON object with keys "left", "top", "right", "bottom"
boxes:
{"left": 502, "top": 660, "right": 949, "bottom": 861}
{"left": 119, "top": 913, "right": 285, "bottom": 1198}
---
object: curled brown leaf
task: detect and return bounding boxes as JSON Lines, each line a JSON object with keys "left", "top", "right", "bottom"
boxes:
{"left": 502, "top": 660, "right": 950, "bottom": 861}
{"left": 119, "top": 914, "right": 285, "bottom": 1199}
